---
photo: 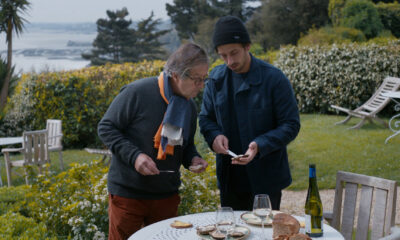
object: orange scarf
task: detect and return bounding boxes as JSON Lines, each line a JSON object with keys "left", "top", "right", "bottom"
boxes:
{"left": 153, "top": 73, "right": 174, "bottom": 160}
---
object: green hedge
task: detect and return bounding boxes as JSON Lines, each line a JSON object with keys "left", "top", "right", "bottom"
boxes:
{"left": 274, "top": 40, "right": 400, "bottom": 114}
{"left": 2, "top": 41, "right": 400, "bottom": 148}
{"left": 0, "top": 61, "right": 164, "bottom": 148}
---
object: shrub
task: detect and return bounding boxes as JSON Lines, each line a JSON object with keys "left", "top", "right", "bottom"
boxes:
{"left": 376, "top": 1, "right": 400, "bottom": 38}
{"left": 340, "top": 0, "right": 384, "bottom": 39}
{"left": 20, "top": 161, "right": 109, "bottom": 239}
{"left": 298, "top": 26, "right": 366, "bottom": 46}
{"left": 178, "top": 151, "right": 219, "bottom": 215}
{"left": 273, "top": 40, "right": 400, "bottom": 114}
{"left": 0, "top": 186, "right": 30, "bottom": 215}
{"left": 0, "top": 212, "right": 56, "bottom": 239}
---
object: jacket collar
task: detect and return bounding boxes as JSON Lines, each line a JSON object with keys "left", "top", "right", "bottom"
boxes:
{"left": 214, "top": 53, "right": 262, "bottom": 92}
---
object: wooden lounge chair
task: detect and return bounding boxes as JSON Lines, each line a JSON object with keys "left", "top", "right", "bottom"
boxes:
{"left": 324, "top": 171, "right": 397, "bottom": 240}
{"left": 331, "top": 76, "right": 400, "bottom": 129}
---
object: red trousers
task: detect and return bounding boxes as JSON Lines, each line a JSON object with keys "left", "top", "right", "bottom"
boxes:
{"left": 108, "top": 193, "right": 180, "bottom": 240}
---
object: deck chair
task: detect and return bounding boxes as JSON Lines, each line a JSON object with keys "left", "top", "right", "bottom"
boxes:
{"left": 46, "top": 119, "right": 64, "bottom": 170}
{"left": 1, "top": 129, "right": 50, "bottom": 187}
{"left": 324, "top": 171, "right": 397, "bottom": 240}
{"left": 331, "top": 76, "right": 400, "bottom": 129}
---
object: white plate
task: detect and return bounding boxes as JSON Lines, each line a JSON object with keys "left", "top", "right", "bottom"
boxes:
{"left": 240, "top": 210, "right": 282, "bottom": 226}
{"left": 197, "top": 225, "right": 250, "bottom": 240}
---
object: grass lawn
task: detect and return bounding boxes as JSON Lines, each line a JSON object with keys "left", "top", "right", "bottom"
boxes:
{"left": 288, "top": 114, "right": 400, "bottom": 190}
{"left": 0, "top": 149, "right": 99, "bottom": 186}
{"left": 0, "top": 114, "right": 398, "bottom": 189}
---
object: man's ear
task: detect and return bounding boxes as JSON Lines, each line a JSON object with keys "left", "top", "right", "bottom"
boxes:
{"left": 170, "top": 72, "right": 179, "bottom": 82}
{"left": 245, "top": 44, "right": 251, "bottom": 52}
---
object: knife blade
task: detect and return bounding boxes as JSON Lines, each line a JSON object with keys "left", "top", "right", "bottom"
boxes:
{"left": 159, "top": 170, "right": 175, "bottom": 173}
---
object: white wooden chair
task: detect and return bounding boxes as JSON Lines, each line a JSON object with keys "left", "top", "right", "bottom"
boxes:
{"left": 331, "top": 76, "right": 400, "bottom": 129}
{"left": 46, "top": 119, "right": 64, "bottom": 170}
{"left": 324, "top": 171, "right": 397, "bottom": 240}
{"left": 1, "top": 129, "right": 50, "bottom": 187}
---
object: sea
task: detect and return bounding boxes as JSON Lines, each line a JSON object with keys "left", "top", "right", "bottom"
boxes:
{"left": 0, "top": 22, "right": 97, "bottom": 74}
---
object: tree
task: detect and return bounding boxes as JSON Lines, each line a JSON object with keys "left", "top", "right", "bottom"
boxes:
{"left": 0, "top": 0, "right": 30, "bottom": 111}
{"left": 166, "top": 0, "right": 260, "bottom": 41}
{"left": 340, "top": 0, "right": 383, "bottom": 39}
{"left": 82, "top": 8, "right": 168, "bottom": 65}
{"left": 247, "top": 0, "right": 330, "bottom": 50}
{"left": 328, "top": 0, "right": 346, "bottom": 26}
{"left": 134, "top": 12, "right": 170, "bottom": 61}
{"left": 0, "top": 57, "right": 18, "bottom": 100}
{"left": 82, "top": 8, "right": 135, "bottom": 65}
{"left": 166, "top": 0, "right": 219, "bottom": 40}
{"left": 193, "top": 17, "right": 219, "bottom": 59}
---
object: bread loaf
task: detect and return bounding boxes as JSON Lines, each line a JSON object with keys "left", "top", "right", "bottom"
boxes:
{"left": 272, "top": 213, "right": 300, "bottom": 238}
{"left": 289, "top": 233, "right": 312, "bottom": 240}
{"left": 274, "top": 233, "right": 311, "bottom": 240}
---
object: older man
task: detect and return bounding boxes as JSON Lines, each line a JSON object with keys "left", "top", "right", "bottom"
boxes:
{"left": 98, "top": 43, "right": 209, "bottom": 239}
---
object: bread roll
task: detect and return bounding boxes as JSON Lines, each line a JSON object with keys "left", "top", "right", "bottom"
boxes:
{"left": 170, "top": 220, "right": 192, "bottom": 228}
{"left": 196, "top": 225, "right": 216, "bottom": 234}
{"left": 272, "top": 213, "right": 300, "bottom": 238}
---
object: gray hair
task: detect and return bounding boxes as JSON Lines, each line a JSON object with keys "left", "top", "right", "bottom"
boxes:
{"left": 164, "top": 43, "right": 209, "bottom": 79}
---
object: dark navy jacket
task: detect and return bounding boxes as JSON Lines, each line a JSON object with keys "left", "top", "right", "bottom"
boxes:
{"left": 199, "top": 55, "right": 300, "bottom": 195}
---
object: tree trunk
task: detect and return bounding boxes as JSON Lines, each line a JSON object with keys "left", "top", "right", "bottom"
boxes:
{"left": 0, "top": 20, "right": 13, "bottom": 111}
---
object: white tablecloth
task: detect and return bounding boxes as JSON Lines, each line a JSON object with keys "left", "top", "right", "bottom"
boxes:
{"left": 129, "top": 211, "right": 344, "bottom": 240}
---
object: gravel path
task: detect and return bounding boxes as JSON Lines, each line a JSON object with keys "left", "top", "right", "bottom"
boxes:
{"left": 280, "top": 187, "right": 400, "bottom": 225}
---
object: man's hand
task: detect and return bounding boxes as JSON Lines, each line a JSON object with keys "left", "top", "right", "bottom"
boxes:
{"left": 134, "top": 153, "right": 159, "bottom": 175}
{"left": 212, "top": 134, "right": 229, "bottom": 154}
{"left": 189, "top": 156, "right": 208, "bottom": 173}
{"left": 231, "top": 141, "right": 258, "bottom": 165}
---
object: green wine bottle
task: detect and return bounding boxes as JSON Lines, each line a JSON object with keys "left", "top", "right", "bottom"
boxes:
{"left": 305, "top": 164, "right": 323, "bottom": 237}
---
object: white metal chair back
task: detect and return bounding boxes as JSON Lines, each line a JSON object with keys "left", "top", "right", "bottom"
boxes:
{"left": 330, "top": 171, "right": 397, "bottom": 240}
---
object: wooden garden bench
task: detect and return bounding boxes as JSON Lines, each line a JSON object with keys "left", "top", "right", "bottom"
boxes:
{"left": 84, "top": 148, "right": 111, "bottom": 165}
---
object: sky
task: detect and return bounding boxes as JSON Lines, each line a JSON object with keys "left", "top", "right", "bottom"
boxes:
{"left": 27, "top": 0, "right": 173, "bottom": 23}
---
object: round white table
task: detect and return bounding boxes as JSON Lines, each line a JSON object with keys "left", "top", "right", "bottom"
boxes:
{"left": 128, "top": 211, "right": 344, "bottom": 240}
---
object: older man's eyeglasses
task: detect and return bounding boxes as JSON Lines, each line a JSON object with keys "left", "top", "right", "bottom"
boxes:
{"left": 185, "top": 74, "right": 211, "bottom": 85}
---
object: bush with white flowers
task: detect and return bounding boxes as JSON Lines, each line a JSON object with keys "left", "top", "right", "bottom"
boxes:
{"left": 274, "top": 40, "right": 400, "bottom": 114}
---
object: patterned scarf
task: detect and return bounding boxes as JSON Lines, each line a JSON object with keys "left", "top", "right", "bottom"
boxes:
{"left": 153, "top": 72, "right": 192, "bottom": 160}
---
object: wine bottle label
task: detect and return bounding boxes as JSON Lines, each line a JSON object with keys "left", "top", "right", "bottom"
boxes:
{"left": 305, "top": 214, "right": 323, "bottom": 234}
{"left": 305, "top": 214, "right": 311, "bottom": 233}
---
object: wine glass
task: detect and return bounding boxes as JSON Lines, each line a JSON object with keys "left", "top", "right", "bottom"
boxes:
{"left": 253, "top": 194, "right": 272, "bottom": 240}
{"left": 216, "top": 207, "right": 236, "bottom": 239}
